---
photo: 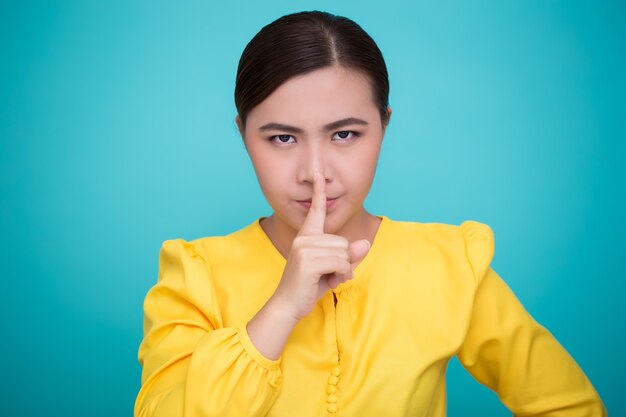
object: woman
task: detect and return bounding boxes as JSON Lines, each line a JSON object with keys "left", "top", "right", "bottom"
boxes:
{"left": 134, "top": 11, "right": 606, "bottom": 417}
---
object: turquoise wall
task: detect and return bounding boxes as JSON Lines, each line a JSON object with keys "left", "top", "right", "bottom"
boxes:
{"left": 1, "top": 1, "right": 623, "bottom": 415}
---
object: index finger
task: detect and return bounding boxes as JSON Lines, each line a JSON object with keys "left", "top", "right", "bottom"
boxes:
{"left": 298, "top": 171, "right": 326, "bottom": 236}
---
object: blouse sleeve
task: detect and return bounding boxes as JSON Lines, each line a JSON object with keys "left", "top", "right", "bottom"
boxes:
{"left": 456, "top": 221, "right": 607, "bottom": 416}
{"left": 134, "top": 239, "right": 283, "bottom": 417}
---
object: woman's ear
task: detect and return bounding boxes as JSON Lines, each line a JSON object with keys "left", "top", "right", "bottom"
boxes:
{"left": 384, "top": 106, "right": 392, "bottom": 128}
{"left": 235, "top": 115, "right": 248, "bottom": 150}
{"left": 381, "top": 106, "right": 392, "bottom": 139}
{"left": 235, "top": 115, "right": 244, "bottom": 135}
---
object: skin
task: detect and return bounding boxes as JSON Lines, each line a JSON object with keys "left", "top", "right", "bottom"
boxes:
{"left": 236, "top": 65, "right": 392, "bottom": 259}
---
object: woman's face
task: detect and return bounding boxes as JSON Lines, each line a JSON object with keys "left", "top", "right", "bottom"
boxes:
{"left": 237, "top": 66, "right": 389, "bottom": 235}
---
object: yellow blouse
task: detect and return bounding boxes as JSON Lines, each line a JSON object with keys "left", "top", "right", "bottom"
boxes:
{"left": 135, "top": 215, "right": 606, "bottom": 417}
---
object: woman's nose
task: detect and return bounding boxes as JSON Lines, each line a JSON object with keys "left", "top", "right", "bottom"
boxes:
{"left": 298, "top": 142, "right": 331, "bottom": 184}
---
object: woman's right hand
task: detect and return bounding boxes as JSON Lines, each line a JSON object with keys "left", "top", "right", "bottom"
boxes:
{"left": 271, "top": 172, "right": 371, "bottom": 321}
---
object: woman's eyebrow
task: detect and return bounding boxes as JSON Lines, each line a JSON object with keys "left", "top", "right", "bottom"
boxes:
{"left": 258, "top": 123, "right": 303, "bottom": 134}
{"left": 258, "top": 117, "right": 368, "bottom": 134}
{"left": 324, "top": 117, "right": 368, "bottom": 131}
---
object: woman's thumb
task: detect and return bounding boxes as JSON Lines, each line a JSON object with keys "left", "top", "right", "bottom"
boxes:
{"left": 349, "top": 239, "right": 371, "bottom": 266}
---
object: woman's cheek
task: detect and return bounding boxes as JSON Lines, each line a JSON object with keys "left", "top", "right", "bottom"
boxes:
{"left": 263, "top": 161, "right": 290, "bottom": 203}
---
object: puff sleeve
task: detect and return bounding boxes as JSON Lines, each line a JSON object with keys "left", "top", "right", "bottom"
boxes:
{"left": 134, "top": 239, "right": 283, "bottom": 417}
{"left": 456, "top": 221, "right": 606, "bottom": 416}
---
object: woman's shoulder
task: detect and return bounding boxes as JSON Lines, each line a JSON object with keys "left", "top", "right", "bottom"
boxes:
{"left": 383, "top": 216, "right": 495, "bottom": 284}
{"left": 385, "top": 216, "right": 493, "bottom": 244}
{"left": 158, "top": 218, "right": 262, "bottom": 266}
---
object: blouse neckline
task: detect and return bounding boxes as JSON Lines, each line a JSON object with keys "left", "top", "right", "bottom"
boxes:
{"left": 251, "top": 214, "right": 390, "bottom": 293}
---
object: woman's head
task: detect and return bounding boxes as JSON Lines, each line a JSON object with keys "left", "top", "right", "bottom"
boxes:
{"left": 235, "top": 11, "right": 391, "bottom": 237}
{"left": 235, "top": 11, "right": 390, "bottom": 130}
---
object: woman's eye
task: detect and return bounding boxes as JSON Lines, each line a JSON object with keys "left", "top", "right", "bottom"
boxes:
{"left": 269, "top": 134, "right": 295, "bottom": 144}
{"left": 269, "top": 131, "right": 358, "bottom": 144}
{"left": 333, "top": 131, "right": 358, "bottom": 141}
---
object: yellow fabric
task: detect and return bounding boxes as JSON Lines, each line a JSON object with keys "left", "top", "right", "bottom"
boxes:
{"left": 135, "top": 215, "right": 606, "bottom": 417}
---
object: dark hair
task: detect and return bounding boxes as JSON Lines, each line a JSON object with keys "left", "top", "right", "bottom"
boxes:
{"left": 235, "top": 11, "right": 390, "bottom": 129}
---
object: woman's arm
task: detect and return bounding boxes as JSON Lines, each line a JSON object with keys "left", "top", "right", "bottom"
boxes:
{"left": 457, "top": 222, "right": 606, "bottom": 416}
{"left": 457, "top": 267, "right": 606, "bottom": 416}
{"left": 134, "top": 239, "right": 283, "bottom": 417}
{"left": 246, "top": 296, "right": 299, "bottom": 361}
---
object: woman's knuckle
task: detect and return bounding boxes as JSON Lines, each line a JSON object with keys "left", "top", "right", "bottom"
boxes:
{"left": 334, "top": 257, "right": 345, "bottom": 271}
{"left": 294, "top": 248, "right": 307, "bottom": 263}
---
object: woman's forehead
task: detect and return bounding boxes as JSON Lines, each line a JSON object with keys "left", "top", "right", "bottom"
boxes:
{"left": 246, "top": 67, "right": 379, "bottom": 128}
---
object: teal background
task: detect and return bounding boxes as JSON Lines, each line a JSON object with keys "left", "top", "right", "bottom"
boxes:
{"left": 1, "top": 0, "right": 623, "bottom": 415}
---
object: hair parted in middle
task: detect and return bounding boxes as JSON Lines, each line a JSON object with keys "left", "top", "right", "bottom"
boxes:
{"left": 234, "top": 10, "right": 390, "bottom": 129}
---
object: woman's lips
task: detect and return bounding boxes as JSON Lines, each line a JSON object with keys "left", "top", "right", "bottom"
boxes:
{"left": 297, "top": 196, "right": 338, "bottom": 210}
